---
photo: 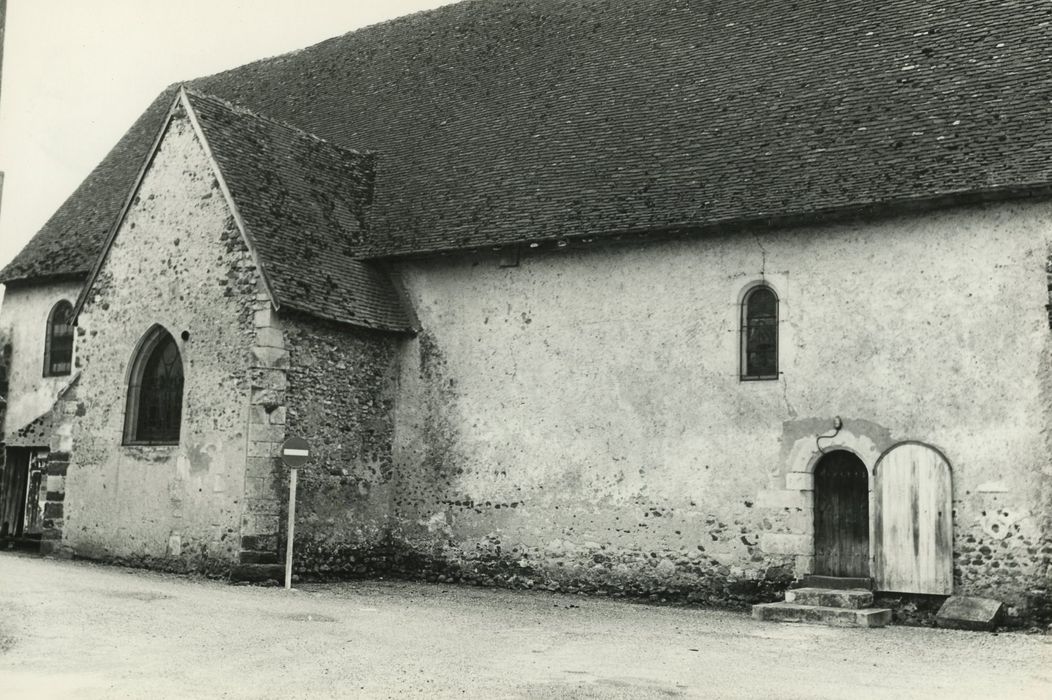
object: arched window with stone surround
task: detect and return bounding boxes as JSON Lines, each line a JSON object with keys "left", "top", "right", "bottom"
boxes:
{"left": 43, "top": 300, "right": 74, "bottom": 377}
{"left": 740, "top": 284, "right": 778, "bottom": 380}
{"left": 124, "top": 326, "right": 184, "bottom": 445}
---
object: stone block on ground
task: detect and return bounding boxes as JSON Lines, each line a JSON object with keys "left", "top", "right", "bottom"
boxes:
{"left": 935, "top": 596, "right": 1005, "bottom": 631}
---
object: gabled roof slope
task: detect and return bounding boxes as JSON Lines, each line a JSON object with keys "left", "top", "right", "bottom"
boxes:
{"left": 0, "top": 87, "right": 178, "bottom": 284}
{"left": 184, "top": 0, "right": 1052, "bottom": 255}
{"left": 183, "top": 91, "right": 408, "bottom": 331}
{"left": 8, "top": 0, "right": 1052, "bottom": 276}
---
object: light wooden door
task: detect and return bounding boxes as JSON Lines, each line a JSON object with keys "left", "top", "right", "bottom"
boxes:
{"left": 873, "top": 443, "right": 953, "bottom": 594}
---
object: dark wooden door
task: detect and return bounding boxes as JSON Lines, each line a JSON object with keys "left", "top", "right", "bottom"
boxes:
{"left": 0, "top": 448, "right": 31, "bottom": 539}
{"left": 814, "top": 450, "right": 870, "bottom": 577}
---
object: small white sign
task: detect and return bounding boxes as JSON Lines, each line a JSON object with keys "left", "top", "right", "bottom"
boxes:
{"left": 280, "top": 437, "right": 311, "bottom": 467}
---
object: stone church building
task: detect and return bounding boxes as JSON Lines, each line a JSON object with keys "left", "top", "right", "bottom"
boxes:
{"left": 0, "top": 0, "right": 1049, "bottom": 619}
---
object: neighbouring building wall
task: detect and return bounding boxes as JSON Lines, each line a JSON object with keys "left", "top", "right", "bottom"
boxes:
{"left": 390, "top": 200, "right": 1052, "bottom": 611}
{"left": 0, "top": 333, "right": 7, "bottom": 535}
{"left": 0, "top": 328, "right": 9, "bottom": 445}
{"left": 66, "top": 110, "right": 261, "bottom": 573}
{"left": 280, "top": 311, "right": 401, "bottom": 577}
{"left": 0, "top": 280, "right": 83, "bottom": 439}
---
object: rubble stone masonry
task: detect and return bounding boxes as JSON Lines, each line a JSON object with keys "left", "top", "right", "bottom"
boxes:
{"left": 66, "top": 110, "right": 260, "bottom": 573}
{"left": 280, "top": 311, "right": 400, "bottom": 578}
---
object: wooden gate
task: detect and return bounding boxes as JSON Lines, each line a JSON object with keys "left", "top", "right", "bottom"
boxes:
{"left": 0, "top": 447, "right": 30, "bottom": 538}
{"left": 873, "top": 443, "right": 953, "bottom": 594}
{"left": 813, "top": 450, "right": 870, "bottom": 578}
{"left": 0, "top": 447, "right": 49, "bottom": 539}
{"left": 22, "top": 451, "right": 49, "bottom": 536}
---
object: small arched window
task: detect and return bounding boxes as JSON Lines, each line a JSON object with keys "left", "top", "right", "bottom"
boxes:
{"left": 43, "top": 301, "right": 74, "bottom": 377}
{"left": 124, "top": 327, "right": 184, "bottom": 445}
{"left": 741, "top": 285, "right": 779, "bottom": 380}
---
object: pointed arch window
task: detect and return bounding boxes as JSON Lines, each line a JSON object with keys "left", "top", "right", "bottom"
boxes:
{"left": 741, "top": 285, "right": 779, "bottom": 380}
{"left": 124, "top": 327, "right": 184, "bottom": 445}
{"left": 43, "top": 301, "right": 74, "bottom": 377}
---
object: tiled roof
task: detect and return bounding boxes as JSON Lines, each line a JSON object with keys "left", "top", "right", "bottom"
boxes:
{"left": 0, "top": 86, "right": 179, "bottom": 284}
{"left": 184, "top": 91, "right": 409, "bottom": 331}
{"left": 7, "top": 0, "right": 1052, "bottom": 275}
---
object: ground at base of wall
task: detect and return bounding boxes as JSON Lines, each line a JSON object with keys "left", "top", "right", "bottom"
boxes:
{"left": 868, "top": 591, "right": 1052, "bottom": 632}
{"left": 289, "top": 570, "right": 1047, "bottom": 633}
{"left": 0, "top": 536, "right": 45, "bottom": 554}
{"left": 290, "top": 538, "right": 1052, "bottom": 630}
{"left": 872, "top": 592, "right": 952, "bottom": 628}
{"left": 63, "top": 551, "right": 235, "bottom": 580}
{"left": 292, "top": 537, "right": 791, "bottom": 610}
{"left": 25, "top": 547, "right": 1052, "bottom": 631}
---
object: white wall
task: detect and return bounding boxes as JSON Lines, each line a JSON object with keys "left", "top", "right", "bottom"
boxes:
{"left": 389, "top": 199, "right": 1052, "bottom": 603}
{"left": 0, "top": 279, "right": 83, "bottom": 438}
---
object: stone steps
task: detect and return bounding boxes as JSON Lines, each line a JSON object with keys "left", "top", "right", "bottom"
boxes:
{"left": 239, "top": 549, "right": 279, "bottom": 565}
{"left": 784, "top": 587, "right": 873, "bottom": 609}
{"left": 799, "top": 575, "right": 873, "bottom": 590}
{"left": 753, "top": 579, "right": 891, "bottom": 628}
{"left": 752, "top": 601, "right": 891, "bottom": 628}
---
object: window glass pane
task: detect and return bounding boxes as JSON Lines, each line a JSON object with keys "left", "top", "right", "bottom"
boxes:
{"left": 46, "top": 302, "right": 74, "bottom": 376}
{"left": 746, "top": 287, "right": 777, "bottom": 320}
{"left": 743, "top": 287, "right": 778, "bottom": 378}
{"left": 134, "top": 334, "right": 183, "bottom": 443}
{"left": 746, "top": 319, "right": 777, "bottom": 376}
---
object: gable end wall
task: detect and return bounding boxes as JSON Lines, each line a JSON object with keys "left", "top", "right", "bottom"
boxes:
{"left": 64, "top": 111, "right": 262, "bottom": 573}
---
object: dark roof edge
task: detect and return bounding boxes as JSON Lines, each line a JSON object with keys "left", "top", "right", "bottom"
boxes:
{"left": 0, "top": 271, "right": 88, "bottom": 289}
{"left": 361, "top": 183, "right": 1052, "bottom": 262}
{"left": 276, "top": 300, "right": 415, "bottom": 335}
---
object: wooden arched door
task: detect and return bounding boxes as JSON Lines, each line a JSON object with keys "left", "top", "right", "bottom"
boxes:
{"left": 813, "top": 450, "right": 870, "bottom": 578}
{"left": 873, "top": 443, "right": 953, "bottom": 594}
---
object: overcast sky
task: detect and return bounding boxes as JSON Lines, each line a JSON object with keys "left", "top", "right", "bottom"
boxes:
{"left": 0, "top": 0, "right": 460, "bottom": 270}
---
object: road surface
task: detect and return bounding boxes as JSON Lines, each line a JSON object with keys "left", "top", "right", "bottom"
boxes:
{"left": 0, "top": 553, "right": 1049, "bottom": 698}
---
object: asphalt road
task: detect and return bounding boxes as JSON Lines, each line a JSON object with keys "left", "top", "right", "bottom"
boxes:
{"left": 0, "top": 553, "right": 1049, "bottom": 699}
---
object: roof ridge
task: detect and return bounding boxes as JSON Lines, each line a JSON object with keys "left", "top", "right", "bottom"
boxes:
{"left": 11, "top": 0, "right": 1052, "bottom": 284}
{"left": 191, "top": 0, "right": 470, "bottom": 84}
{"left": 180, "top": 87, "right": 372, "bottom": 158}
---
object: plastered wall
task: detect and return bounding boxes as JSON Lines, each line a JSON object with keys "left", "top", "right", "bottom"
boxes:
{"left": 390, "top": 200, "right": 1052, "bottom": 608}
{"left": 0, "top": 280, "right": 83, "bottom": 439}
{"left": 66, "top": 111, "right": 260, "bottom": 572}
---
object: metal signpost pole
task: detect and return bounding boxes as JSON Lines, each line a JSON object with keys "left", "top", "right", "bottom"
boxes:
{"left": 284, "top": 468, "right": 297, "bottom": 590}
{"left": 280, "top": 437, "right": 310, "bottom": 591}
